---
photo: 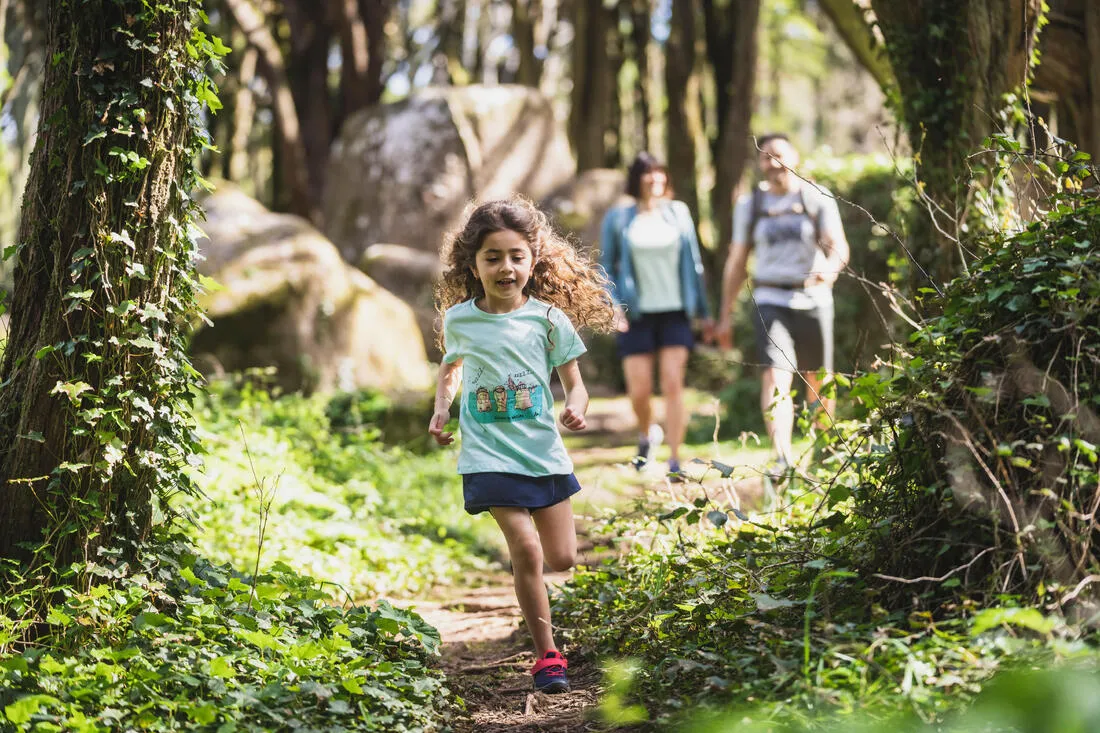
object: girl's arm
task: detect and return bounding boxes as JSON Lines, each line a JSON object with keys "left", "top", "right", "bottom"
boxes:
{"left": 428, "top": 358, "right": 463, "bottom": 445}
{"left": 556, "top": 358, "right": 588, "bottom": 432}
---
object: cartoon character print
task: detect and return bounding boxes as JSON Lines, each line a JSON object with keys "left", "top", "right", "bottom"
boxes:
{"left": 476, "top": 386, "right": 492, "bottom": 412}
{"left": 468, "top": 370, "right": 542, "bottom": 424}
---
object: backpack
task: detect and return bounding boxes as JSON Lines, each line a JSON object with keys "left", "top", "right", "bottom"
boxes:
{"left": 745, "top": 184, "right": 823, "bottom": 251}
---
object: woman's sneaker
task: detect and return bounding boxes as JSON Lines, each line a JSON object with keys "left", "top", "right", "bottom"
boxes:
{"left": 531, "top": 650, "right": 570, "bottom": 693}
{"left": 632, "top": 424, "right": 664, "bottom": 471}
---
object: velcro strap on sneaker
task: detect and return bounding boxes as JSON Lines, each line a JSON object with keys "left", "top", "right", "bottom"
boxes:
{"left": 531, "top": 655, "right": 568, "bottom": 674}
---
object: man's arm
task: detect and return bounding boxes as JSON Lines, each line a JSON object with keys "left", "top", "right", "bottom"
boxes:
{"left": 717, "top": 241, "right": 751, "bottom": 349}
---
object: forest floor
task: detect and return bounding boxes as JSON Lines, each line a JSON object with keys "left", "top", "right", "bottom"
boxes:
{"left": 415, "top": 394, "right": 776, "bottom": 732}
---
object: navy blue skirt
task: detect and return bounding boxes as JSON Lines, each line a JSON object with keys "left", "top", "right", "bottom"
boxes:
{"left": 462, "top": 472, "right": 582, "bottom": 515}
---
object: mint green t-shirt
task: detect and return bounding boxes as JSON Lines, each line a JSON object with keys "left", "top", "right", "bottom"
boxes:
{"left": 442, "top": 297, "right": 587, "bottom": 476}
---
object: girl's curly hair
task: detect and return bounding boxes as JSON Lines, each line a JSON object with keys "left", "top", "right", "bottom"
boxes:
{"left": 435, "top": 197, "right": 615, "bottom": 350}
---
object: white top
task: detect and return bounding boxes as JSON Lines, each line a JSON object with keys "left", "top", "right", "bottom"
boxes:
{"left": 626, "top": 210, "right": 684, "bottom": 313}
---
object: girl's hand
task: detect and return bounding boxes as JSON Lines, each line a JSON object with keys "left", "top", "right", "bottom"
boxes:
{"left": 559, "top": 405, "right": 587, "bottom": 431}
{"left": 428, "top": 410, "right": 454, "bottom": 445}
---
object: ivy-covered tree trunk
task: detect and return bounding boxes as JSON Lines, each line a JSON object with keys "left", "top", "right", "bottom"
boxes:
{"left": 871, "top": 0, "right": 1043, "bottom": 290}
{"left": 0, "top": 1, "right": 214, "bottom": 576}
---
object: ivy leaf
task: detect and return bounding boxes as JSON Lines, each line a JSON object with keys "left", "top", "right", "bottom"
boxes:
{"left": 706, "top": 510, "right": 729, "bottom": 528}
{"left": 751, "top": 593, "right": 796, "bottom": 612}
{"left": 51, "top": 380, "right": 93, "bottom": 404}
{"left": 4, "top": 694, "right": 59, "bottom": 724}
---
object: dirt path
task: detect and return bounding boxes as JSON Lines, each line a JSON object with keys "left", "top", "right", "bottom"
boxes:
{"left": 417, "top": 574, "right": 603, "bottom": 733}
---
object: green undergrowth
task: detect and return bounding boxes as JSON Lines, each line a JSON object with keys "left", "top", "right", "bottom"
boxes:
{"left": 556, "top": 464, "right": 1100, "bottom": 730}
{"left": 1, "top": 534, "right": 453, "bottom": 731}
{"left": 180, "top": 375, "right": 502, "bottom": 599}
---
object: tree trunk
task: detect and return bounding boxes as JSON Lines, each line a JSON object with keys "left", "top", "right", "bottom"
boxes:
{"left": 284, "top": 0, "right": 334, "bottom": 218}
{"left": 706, "top": 0, "right": 760, "bottom": 268}
{"left": 511, "top": 0, "right": 542, "bottom": 86}
{"left": 0, "top": 0, "right": 210, "bottom": 572}
{"left": 229, "top": 46, "right": 259, "bottom": 184}
{"left": 436, "top": 0, "right": 466, "bottom": 83}
{"left": 1086, "top": 1, "right": 1100, "bottom": 157}
{"left": 335, "top": 0, "right": 372, "bottom": 115}
{"left": 871, "top": 0, "right": 1043, "bottom": 289}
{"left": 224, "top": 0, "right": 316, "bottom": 221}
{"left": 569, "top": 0, "right": 614, "bottom": 171}
{"left": 666, "top": 0, "right": 699, "bottom": 217}
{"left": 628, "top": 0, "right": 652, "bottom": 154}
{"left": 818, "top": 0, "right": 894, "bottom": 92}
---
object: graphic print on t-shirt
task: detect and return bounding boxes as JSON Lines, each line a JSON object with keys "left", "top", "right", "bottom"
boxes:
{"left": 469, "top": 369, "right": 543, "bottom": 424}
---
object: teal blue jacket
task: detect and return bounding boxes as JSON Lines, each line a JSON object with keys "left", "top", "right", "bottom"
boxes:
{"left": 599, "top": 200, "right": 711, "bottom": 322}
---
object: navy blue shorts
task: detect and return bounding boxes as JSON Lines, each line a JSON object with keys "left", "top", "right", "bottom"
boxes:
{"left": 616, "top": 310, "right": 694, "bottom": 358}
{"left": 461, "top": 472, "right": 582, "bottom": 515}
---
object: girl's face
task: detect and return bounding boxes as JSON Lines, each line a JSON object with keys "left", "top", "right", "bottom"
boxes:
{"left": 472, "top": 229, "right": 534, "bottom": 305}
{"left": 640, "top": 169, "right": 668, "bottom": 200}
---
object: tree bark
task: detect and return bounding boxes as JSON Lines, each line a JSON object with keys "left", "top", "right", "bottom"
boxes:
{"left": 871, "top": 0, "right": 1043, "bottom": 289}
{"left": 0, "top": 0, "right": 208, "bottom": 569}
{"left": 628, "top": 0, "right": 652, "bottom": 154}
{"left": 1086, "top": 1, "right": 1100, "bottom": 157}
{"left": 706, "top": 0, "right": 760, "bottom": 268}
{"left": 335, "top": 0, "right": 372, "bottom": 113}
{"left": 818, "top": 0, "right": 894, "bottom": 93}
{"left": 228, "top": 46, "right": 258, "bottom": 184}
{"left": 223, "top": 0, "right": 316, "bottom": 221}
{"left": 666, "top": 0, "right": 699, "bottom": 217}
{"left": 568, "top": 0, "right": 614, "bottom": 171}
{"left": 511, "top": 0, "right": 542, "bottom": 86}
{"left": 284, "top": 0, "right": 334, "bottom": 218}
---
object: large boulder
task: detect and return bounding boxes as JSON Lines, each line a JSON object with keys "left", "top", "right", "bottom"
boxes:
{"left": 193, "top": 186, "right": 432, "bottom": 394}
{"left": 359, "top": 243, "right": 444, "bottom": 361}
{"left": 324, "top": 84, "right": 576, "bottom": 264}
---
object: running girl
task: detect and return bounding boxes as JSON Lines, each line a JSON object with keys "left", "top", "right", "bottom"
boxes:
{"left": 428, "top": 197, "right": 614, "bottom": 693}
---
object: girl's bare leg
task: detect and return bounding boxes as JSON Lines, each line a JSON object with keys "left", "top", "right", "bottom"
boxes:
{"left": 491, "top": 503, "right": 576, "bottom": 657}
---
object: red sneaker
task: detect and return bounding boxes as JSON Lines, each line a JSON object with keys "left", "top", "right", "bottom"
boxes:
{"left": 531, "top": 650, "right": 570, "bottom": 693}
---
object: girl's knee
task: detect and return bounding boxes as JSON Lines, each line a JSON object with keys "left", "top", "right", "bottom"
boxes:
{"left": 545, "top": 548, "right": 576, "bottom": 573}
{"left": 509, "top": 536, "right": 544, "bottom": 572}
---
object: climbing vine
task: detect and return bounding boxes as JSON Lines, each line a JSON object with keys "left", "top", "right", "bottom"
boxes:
{"left": 0, "top": 1, "right": 226, "bottom": 588}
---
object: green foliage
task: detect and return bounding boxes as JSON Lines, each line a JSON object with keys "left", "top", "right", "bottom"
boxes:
{"left": 835, "top": 187, "right": 1100, "bottom": 602}
{"left": 180, "top": 376, "right": 501, "bottom": 599}
{"left": 0, "top": 533, "right": 454, "bottom": 731}
{"left": 689, "top": 666, "right": 1100, "bottom": 732}
{"left": 554, "top": 469, "right": 1100, "bottom": 728}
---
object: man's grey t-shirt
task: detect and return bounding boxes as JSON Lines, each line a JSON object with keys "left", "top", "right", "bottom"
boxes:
{"left": 732, "top": 182, "right": 844, "bottom": 310}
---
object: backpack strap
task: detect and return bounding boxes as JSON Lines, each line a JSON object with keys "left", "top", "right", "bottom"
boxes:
{"left": 797, "top": 185, "right": 824, "bottom": 251}
{"left": 745, "top": 185, "right": 764, "bottom": 250}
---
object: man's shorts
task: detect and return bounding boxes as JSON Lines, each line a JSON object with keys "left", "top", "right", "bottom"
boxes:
{"left": 616, "top": 310, "right": 694, "bottom": 358}
{"left": 752, "top": 303, "right": 834, "bottom": 373}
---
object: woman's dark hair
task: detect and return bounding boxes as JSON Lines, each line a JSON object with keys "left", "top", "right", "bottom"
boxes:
{"left": 625, "top": 152, "right": 670, "bottom": 199}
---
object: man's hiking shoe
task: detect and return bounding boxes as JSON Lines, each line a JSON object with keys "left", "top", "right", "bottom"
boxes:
{"left": 632, "top": 424, "right": 664, "bottom": 471}
{"left": 531, "top": 650, "right": 570, "bottom": 693}
{"left": 668, "top": 458, "right": 683, "bottom": 483}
